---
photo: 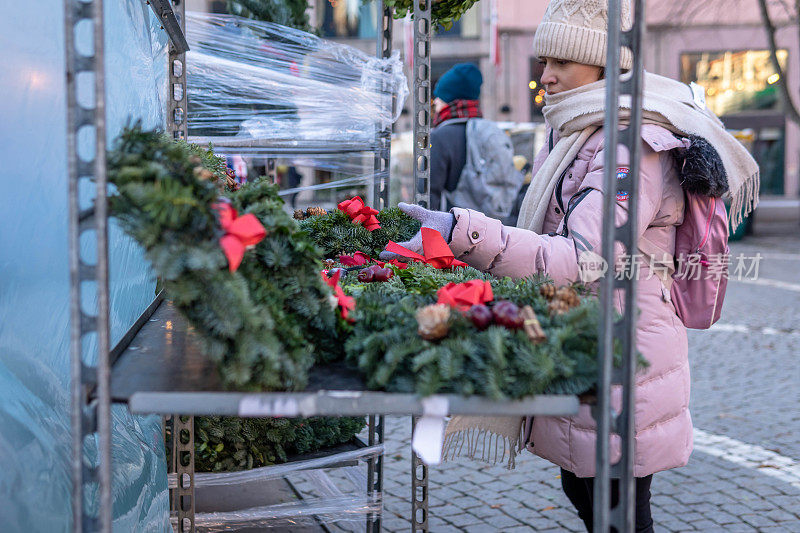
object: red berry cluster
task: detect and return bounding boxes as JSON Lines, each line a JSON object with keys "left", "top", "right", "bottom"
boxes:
{"left": 356, "top": 264, "right": 394, "bottom": 283}
{"left": 466, "top": 301, "right": 523, "bottom": 330}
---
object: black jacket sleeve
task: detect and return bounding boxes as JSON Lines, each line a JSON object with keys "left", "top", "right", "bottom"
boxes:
{"left": 428, "top": 123, "right": 467, "bottom": 211}
{"left": 429, "top": 127, "right": 450, "bottom": 211}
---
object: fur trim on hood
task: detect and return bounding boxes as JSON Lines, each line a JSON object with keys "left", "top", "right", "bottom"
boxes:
{"left": 674, "top": 135, "right": 730, "bottom": 198}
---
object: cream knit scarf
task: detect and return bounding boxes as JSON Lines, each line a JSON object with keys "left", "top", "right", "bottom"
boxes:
{"left": 518, "top": 72, "right": 760, "bottom": 232}
{"left": 442, "top": 73, "right": 759, "bottom": 470}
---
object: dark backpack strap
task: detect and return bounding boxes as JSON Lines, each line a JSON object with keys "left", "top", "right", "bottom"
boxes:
{"left": 559, "top": 188, "right": 593, "bottom": 237}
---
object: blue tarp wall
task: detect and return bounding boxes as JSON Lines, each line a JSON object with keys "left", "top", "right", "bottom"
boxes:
{"left": 0, "top": 0, "right": 171, "bottom": 530}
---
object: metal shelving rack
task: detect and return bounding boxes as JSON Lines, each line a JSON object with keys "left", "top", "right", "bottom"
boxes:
{"left": 66, "top": 0, "right": 643, "bottom": 531}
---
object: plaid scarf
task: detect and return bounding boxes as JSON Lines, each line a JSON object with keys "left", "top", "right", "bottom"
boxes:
{"left": 433, "top": 99, "right": 482, "bottom": 127}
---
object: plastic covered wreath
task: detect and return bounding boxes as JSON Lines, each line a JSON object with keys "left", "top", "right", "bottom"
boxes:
{"left": 186, "top": 12, "right": 408, "bottom": 150}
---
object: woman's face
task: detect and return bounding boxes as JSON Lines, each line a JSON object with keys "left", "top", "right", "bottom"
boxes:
{"left": 539, "top": 58, "right": 604, "bottom": 95}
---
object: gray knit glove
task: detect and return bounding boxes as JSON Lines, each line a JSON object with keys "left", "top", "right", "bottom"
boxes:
{"left": 379, "top": 202, "right": 456, "bottom": 261}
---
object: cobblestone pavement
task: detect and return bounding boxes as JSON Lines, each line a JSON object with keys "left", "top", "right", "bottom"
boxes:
{"left": 370, "top": 234, "right": 800, "bottom": 532}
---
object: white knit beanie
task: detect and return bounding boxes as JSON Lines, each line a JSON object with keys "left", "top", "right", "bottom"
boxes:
{"left": 533, "top": 0, "right": 633, "bottom": 70}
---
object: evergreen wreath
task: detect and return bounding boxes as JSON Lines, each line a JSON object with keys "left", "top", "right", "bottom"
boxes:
{"left": 108, "top": 125, "right": 337, "bottom": 391}
{"left": 336, "top": 263, "right": 640, "bottom": 399}
{"left": 297, "top": 206, "right": 420, "bottom": 259}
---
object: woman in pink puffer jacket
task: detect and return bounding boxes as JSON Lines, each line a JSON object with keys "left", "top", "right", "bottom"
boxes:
{"left": 381, "top": 0, "right": 758, "bottom": 531}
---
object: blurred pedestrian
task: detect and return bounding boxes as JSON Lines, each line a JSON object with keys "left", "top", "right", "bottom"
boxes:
{"left": 384, "top": 0, "right": 758, "bottom": 531}
{"left": 429, "top": 63, "right": 522, "bottom": 218}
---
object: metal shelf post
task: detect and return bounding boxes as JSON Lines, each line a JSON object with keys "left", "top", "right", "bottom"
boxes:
{"left": 412, "top": 0, "right": 432, "bottom": 208}
{"left": 65, "top": 0, "right": 112, "bottom": 530}
{"left": 593, "top": 0, "right": 645, "bottom": 531}
{"left": 167, "top": 0, "right": 188, "bottom": 140}
{"left": 373, "top": 2, "right": 393, "bottom": 210}
{"left": 411, "top": 417, "right": 429, "bottom": 533}
{"left": 410, "top": 3, "right": 433, "bottom": 529}
{"left": 173, "top": 415, "right": 196, "bottom": 532}
{"left": 165, "top": 2, "right": 195, "bottom": 531}
{"left": 366, "top": 415, "right": 385, "bottom": 532}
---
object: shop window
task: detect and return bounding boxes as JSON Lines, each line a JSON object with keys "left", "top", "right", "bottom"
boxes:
{"left": 318, "top": 0, "right": 378, "bottom": 39}
{"left": 680, "top": 50, "right": 788, "bottom": 117}
{"left": 529, "top": 57, "right": 545, "bottom": 121}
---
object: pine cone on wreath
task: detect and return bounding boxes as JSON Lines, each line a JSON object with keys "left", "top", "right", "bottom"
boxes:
{"left": 306, "top": 206, "right": 327, "bottom": 217}
{"left": 555, "top": 287, "right": 581, "bottom": 308}
{"left": 548, "top": 299, "right": 571, "bottom": 316}
{"left": 416, "top": 304, "right": 451, "bottom": 341}
{"left": 539, "top": 283, "right": 556, "bottom": 300}
{"left": 293, "top": 209, "right": 307, "bottom": 220}
{"left": 193, "top": 166, "right": 215, "bottom": 181}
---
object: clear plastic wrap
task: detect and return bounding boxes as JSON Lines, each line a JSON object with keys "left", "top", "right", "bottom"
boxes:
{"left": 0, "top": 0, "right": 169, "bottom": 530}
{"left": 186, "top": 12, "right": 408, "bottom": 148}
{"left": 169, "top": 445, "right": 384, "bottom": 531}
{"left": 174, "top": 495, "right": 382, "bottom": 532}
{"left": 169, "top": 443, "right": 384, "bottom": 488}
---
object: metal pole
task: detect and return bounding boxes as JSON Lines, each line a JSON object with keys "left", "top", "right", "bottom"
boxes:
{"left": 172, "top": 415, "right": 195, "bottom": 533}
{"left": 166, "top": 3, "right": 194, "bottom": 532}
{"left": 412, "top": 0, "right": 432, "bottom": 208}
{"left": 373, "top": 2, "right": 393, "bottom": 210}
{"left": 366, "top": 415, "right": 385, "bottom": 532}
{"left": 617, "top": 3, "right": 645, "bottom": 530}
{"left": 593, "top": 0, "right": 645, "bottom": 531}
{"left": 66, "top": 0, "right": 111, "bottom": 529}
{"left": 410, "top": 417, "right": 429, "bottom": 532}
{"left": 168, "top": 0, "right": 188, "bottom": 139}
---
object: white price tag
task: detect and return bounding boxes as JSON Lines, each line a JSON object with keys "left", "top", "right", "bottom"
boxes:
{"left": 238, "top": 396, "right": 301, "bottom": 417}
{"left": 411, "top": 397, "right": 450, "bottom": 465}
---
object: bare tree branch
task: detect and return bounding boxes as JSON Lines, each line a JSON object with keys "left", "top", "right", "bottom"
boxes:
{"left": 758, "top": 0, "right": 800, "bottom": 125}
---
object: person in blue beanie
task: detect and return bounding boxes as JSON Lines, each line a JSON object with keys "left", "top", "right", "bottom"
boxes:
{"left": 429, "top": 63, "right": 485, "bottom": 210}
{"left": 428, "top": 63, "right": 522, "bottom": 219}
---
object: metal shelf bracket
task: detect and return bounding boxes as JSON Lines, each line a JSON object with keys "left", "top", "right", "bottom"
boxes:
{"left": 146, "top": 0, "right": 190, "bottom": 54}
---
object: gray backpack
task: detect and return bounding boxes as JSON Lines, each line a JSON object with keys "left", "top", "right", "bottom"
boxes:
{"left": 442, "top": 118, "right": 523, "bottom": 219}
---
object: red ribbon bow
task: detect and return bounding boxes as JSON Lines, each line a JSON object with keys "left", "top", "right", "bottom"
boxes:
{"left": 436, "top": 280, "right": 494, "bottom": 311}
{"left": 213, "top": 202, "right": 267, "bottom": 272}
{"left": 322, "top": 270, "right": 356, "bottom": 322}
{"left": 339, "top": 251, "right": 408, "bottom": 270}
{"left": 385, "top": 227, "right": 467, "bottom": 269}
{"left": 338, "top": 196, "right": 381, "bottom": 231}
{"left": 338, "top": 251, "right": 371, "bottom": 266}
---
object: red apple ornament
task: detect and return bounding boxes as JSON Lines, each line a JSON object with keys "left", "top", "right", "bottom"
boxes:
{"left": 492, "top": 301, "right": 524, "bottom": 330}
{"left": 373, "top": 267, "right": 394, "bottom": 282}
{"left": 357, "top": 268, "right": 374, "bottom": 282}
{"left": 467, "top": 304, "right": 493, "bottom": 330}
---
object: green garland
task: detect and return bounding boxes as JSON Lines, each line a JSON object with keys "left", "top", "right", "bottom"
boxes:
{"left": 108, "top": 125, "right": 336, "bottom": 390}
{"left": 194, "top": 416, "right": 367, "bottom": 472}
{"left": 382, "top": 0, "right": 482, "bottom": 30}
{"left": 297, "top": 207, "right": 420, "bottom": 259}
